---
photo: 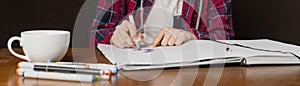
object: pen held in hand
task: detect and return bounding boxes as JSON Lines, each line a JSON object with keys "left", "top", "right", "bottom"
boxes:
{"left": 129, "top": 15, "right": 142, "bottom": 50}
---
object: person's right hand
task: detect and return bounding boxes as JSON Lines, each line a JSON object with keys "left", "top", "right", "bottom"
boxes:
{"left": 110, "top": 20, "right": 143, "bottom": 48}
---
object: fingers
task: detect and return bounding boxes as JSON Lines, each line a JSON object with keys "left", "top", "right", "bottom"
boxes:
{"left": 168, "top": 36, "right": 176, "bottom": 46}
{"left": 121, "top": 20, "right": 143, "bottom": 43}
{"left": 175, "top": 32, "right": 184, "bottom": 46}
{"left": 175, "top": 29, "right": 191, "bottom": 46}
{"left": 111, "top": 22, "right": 136, "bottom": 48}
{"left": 150, "top": 27, "right": 186, "bottom": 47}
{"left": 150, "top": 28, "right": 165, "bottom": 48}
{"left": 174, "top": 29, "right": 196, "bottom": 46}
{"left": 120, "top": 29, "right": 135, "bottom": 48}
{"left": 161, "top": 28, "right": 171, "bottom": 46}
{"left": 121, "top": 20, "right": 138, "bottom": 38}
{"left": 113, "top": 22, "right": 197, "bottom": 48}
{"left": 167, "top": 29, "right": 179, "bottom": 46}
{"left": 111, "top": 29, "right": 126, "bottom": 48}
{"left": 138, "top": 32, "right": 144, "bottom": 42}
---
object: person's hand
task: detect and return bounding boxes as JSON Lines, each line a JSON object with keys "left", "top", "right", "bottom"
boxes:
{"left": 150, "top": 27, "right": 197, "bottom": 48}
{"left": 110, "top": 20, "right": 143, "bottom": 48}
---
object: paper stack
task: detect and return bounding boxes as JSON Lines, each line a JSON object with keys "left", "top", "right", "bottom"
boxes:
{"left": 98, "top": 39, "right": 300, "bottom": 70}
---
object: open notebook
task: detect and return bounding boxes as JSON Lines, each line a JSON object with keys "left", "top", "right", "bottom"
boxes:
{"left": 97, "top": 39, "right": 300, "bottom": 70}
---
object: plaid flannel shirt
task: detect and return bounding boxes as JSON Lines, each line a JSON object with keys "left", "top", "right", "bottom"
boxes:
{"left": 89, "top": 0, "right": 234, "bottom": 47}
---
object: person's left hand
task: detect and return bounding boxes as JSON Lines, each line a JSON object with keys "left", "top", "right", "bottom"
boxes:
{"left": 149, "top": 27, "right": 197, "bottom": 48}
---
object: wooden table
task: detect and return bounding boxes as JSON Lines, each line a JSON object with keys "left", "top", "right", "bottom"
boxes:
{"left": 0, "top": 48, "right": 299, "bottom": 86}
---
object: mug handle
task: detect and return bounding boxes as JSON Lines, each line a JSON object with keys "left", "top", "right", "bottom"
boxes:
{"left": 7, "top": 36, "right": 31, "bottom": 61}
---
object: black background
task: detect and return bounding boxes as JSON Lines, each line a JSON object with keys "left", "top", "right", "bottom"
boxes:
{"left": 1, "top": 0, "right": 300, "bottom": 48}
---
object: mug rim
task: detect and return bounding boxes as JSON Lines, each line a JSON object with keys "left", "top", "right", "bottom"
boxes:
{"left": 21, "top": 30, "right": 70, "bottom": 35}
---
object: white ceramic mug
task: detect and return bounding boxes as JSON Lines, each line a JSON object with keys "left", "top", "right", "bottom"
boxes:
{"left": 7, "top": 30, "right": 70, "bottom": 62}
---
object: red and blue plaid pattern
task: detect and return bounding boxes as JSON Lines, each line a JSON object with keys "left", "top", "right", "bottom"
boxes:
{"left": 89, "top": 0, "right": 234, "bottom": 47}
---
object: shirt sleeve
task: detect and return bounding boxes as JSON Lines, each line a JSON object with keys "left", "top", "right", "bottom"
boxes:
{"left": 89, "top": 0, "right": 153, "bottom": 48}
{"left": 88, "top": 0, "right": 125, "bottom": 48}
{"left": 182, "top": 0, "right": 234, "bottom": 40}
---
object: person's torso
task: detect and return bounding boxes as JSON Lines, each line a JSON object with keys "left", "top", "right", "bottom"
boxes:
{"left": 143, "top": 0, "right": 183, "bottom": 45}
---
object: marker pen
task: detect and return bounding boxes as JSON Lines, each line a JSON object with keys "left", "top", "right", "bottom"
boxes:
{"left": 16, "top": 68, "right": 110, "bottom": 82}
{"left": 32, "top": 65, "right": 113, "bottom": 76}
{"left": 18, "top": 62, "right": 118, "bottom": 74}
{"left": 129, "top": 15, "right": 141, "bottom": 50}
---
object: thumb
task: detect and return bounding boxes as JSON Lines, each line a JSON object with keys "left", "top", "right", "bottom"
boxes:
{"left": 138, "top": 32, "right": 144, "bottom": 43}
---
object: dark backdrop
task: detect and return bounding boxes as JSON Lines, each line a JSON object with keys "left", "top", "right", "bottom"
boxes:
{"left": 1, "top": 0, "right": 300, "bottom": 48}
{"left": 232, "top": 0, "right": 300, "bottom": 45}
{"left": 0, "top": 0, "right": 85, "bottom": 48}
